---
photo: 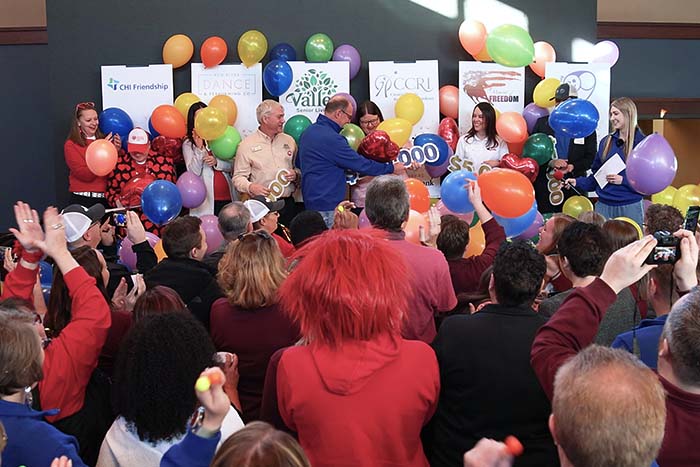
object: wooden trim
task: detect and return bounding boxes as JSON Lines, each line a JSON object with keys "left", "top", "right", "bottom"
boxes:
{"left": 0, "top": 27, "right": 47, "bottom": 45}
{"left": 633, "top": 98, "right": 700, "bottom": 118}
{"left": 597, "top": 21, "right": 700, "bottom": 40}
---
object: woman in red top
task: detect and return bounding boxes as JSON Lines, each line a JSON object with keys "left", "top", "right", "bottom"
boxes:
{"left": 64, "top": 102, "right": 121, "bottom": 207}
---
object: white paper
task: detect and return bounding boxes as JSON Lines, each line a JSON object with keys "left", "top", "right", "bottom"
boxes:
{"left": 594, "top": 153, "right": 625, "bottom": 189}
{"left": 573, "top": 138, "right": 585, "bottom": 144}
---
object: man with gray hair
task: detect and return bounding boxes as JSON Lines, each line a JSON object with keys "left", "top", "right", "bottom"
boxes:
{"left": 233, "top": 99, "right": 298, "bottom": 226}
{"left": 203, "top": 201, "right": 252, "bottom": 269}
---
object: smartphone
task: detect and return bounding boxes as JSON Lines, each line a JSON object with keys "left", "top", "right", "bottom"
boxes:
{"left": 113, "top": 213, "right": 127, "bottom": 227}
{"left": 684, "top": 206, "right": 700, "bottom": 233}
{"left": 645, "top": 231, "right": 681, "bottom": 265}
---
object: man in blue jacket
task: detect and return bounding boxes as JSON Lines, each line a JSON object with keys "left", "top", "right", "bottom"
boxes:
{"left": 298, "top": 97, "right": 405, "bottom": 226}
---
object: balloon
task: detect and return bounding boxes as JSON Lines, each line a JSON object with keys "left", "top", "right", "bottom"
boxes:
{"left": 516, "top": 209, "right": 544, "bottom": 240}
{"left": 425, "top": 147, "right": 451, "bottom": 178}
{"left": 499, "top": 153, "right": 540, "bottom": 182}
{"left": 120, "top": 175, "right": 155, "bottom": 208}
{"left": 473, "top": 45, "right": 492, "bottom": 62}
{"left": 194, "top": 106, "right": 227, "bottom": 140}
{"left": 284, "top": 114, "right": 312, "bottom": 144}
{"left": 269, "top": 42, "right": 297, "bottom": 62}
{"left": 39, "top": 260, "right": 53, "bottom": 286}
{"left": 154, "top": 239, "right": 167, "bottom": 262}
{"left": 358, "top": 209, "right": 371, "bottom": 229}
{"left": 549, "top": 98, "right": 599, "bottom": 138}
{"left": 673, "top": 184, "right": 700, "bottom": 216}
{"left": 201, "top": 36, "right": 227, "bottom": 68}
{"left": 151, "top": 136, "right": 183, "bottom": 161}
{"left": 465, "top": 222, "right": 486, "bottom": 257}
{"left": 174, "top": 92, "right": 201, "bottom": 119}
{"left": 263, "top": 59, "right": 293, "bottom": 96}
{"left": 238, "top": 30, "right": 268, "bottom": 67}
{"left": 99, "top": 107, "right": 134, "bottom": 143}
{"left": 533, "top": 78, "right": 560, "bottom": 108}
{"left": 357, "top": 131, "right": 399, "bottom": 163}
{"left": 439, "top": 85, "right": 460, "bottom": 120}
{"left": 395, "top": 93, "right": 424, "bottom": 125}
{"left": 562, "top": 195, "right": 594, "bottom": 218}
{"left": 615, "top": 217, "right": 643, "bottom": 240}
{"left": 209, "top": 95, "right": 238, "bottom": 126}
{"left": 522, "top": 103, "right": 549, "bottom": 134}
{"left": 496, "top": 112, "right": 528, "bottom": 143}
{"left": 141, "top": 180, "right": 182, "bottom": 225}
{"left": 163, "top": 34, "right": 194, "bottom": 69}
{"left": 530, "top": 41, "right": 556, "bottom": 78}
{"left": 651, "top": 186, "right": 677, "bottom": 206}
{"left": 119, "top": 232, "right": 160, "bottom": 271}
{"left": 377, "top": 118, "right": 412, "bottom": 147}
{"left": 151, "top": 105, "right": 186, "bottom": 138}
{"left": 522, "top": 133, "right": 555, "bottom": 165}
{"left": 486, "top": 24, "right": 535, "bottom": 68}
{"left": 340, "top": 123, "right": 364, "bottom": 151}
{"left": 85, "top": 139, "right": 118, "bottom": 176}
{"left": 404, "top": 210, "right": 429, "bottom": 245}
{"left": 148, "top": 118, "right": 160, "bottom": 138}
{"left": 405, "top": 178, "right": 431, "bottom": 213}
{"left": 305, "top": 33, "right": 334, "bottom": 62}
{"left": 414, "top": 133, "right": 450, "bottom": 167}
{"left": 458, "top": 19, "right": 487, "bottom": 55}
{"left": 494, "top": 201, "right": 538, "bottom": 238}
{"left": 436, "top": 200, "right": 474, "bottom": 224}
{"left": 209, "top": 126, "right": 241, "bottom": 160}
{"left": 438, "top": 117, "right": 460, "bottom": 151}
{"left": 332, "top": 44, "right": 361, "bottom": 79}
{"left": 589, "top": 40, "right": 619, "bottom": 67}
{"left": 479, "top": 169, "right": 535, "bottom": 218}
{"left": 332, "top": 92, "right": 357, "bottom": 119}
{"left": 200, "top": 214, "right": 225, "bottom": 255}
{"left": 507, "top": 140, "right": 526, "bottom": 156}
{"left": 441, "top": 170, "right": 478, "bottom": 214}
{"left": 626, "top": 133, "right": 678, "bottom": 195}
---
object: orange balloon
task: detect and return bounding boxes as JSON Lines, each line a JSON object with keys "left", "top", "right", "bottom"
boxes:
{"left": 85, "top": 139, "right": 118, "bottom": 176}
{"left": 201, "top": 36, "right": 228, "bottom": 68}
{"left": 496, "top": 112, "right": 528, "bottom": 143}
{"left": 405, "top": 178, "right": 431, "bottom": 213}
{"left": 439, "top": 85, "right": 459, "bottom": 119}
{"left": 464, "top": 221, "right": 486, "bottom": 257}
{"left": 154, "top": 239, "right": 168, "bottom": 262}
{"left": 473, "top": 45, "right": 492, "bottom": 62}
{"left": 151, "top": 105, "right": 187, "bottom": 139}
{"left": 209, "top": 95, "right": 238, "bottom": 126}
{"left": 479, "top": 168, "right": 535, "bottom": 218}
{"left": 459, "top": 20, "right": 487, "bottom": 55}
{"left": 163, "top": 34, "right": 194, "bottom": 69}
{"left": 529, "top": 41, "right": 556, "bottom": 78}
{"left": 507, "top": 140, "right": 526, "bottom": 156}
{"left": 404, "top": 210, "right": 429, "bottom": 245}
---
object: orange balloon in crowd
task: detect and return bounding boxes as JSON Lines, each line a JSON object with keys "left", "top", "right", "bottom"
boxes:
{"left": 154, "top": 240, "right": 168, "bottom": 262}
{"left": 439, "top": 85, "right": 460, "bottom": 119}
{"left": 464, "top": 221, "right": 486, "bottom": 257}
{"left": 479, "top": 168, "right": 535, "bottom": 218}
{"left": 151, "top": 105, "right": 187, "bottom": 139}
{"left": 85, "top": 139, "right": 118, "bottom": 176}
{"left": 507, "top": 139, "right": 526, "bottom": 156}
{"left": 458, "top": 20, "right": 488, "bottom": 55}
{"left": 201, "top": 36, "right": 228, "bottom": 68}
{"left": 405, "top": 178, "right": 431, "bottom": 213}
{"left": 162, "top": 34, "right": 194, "bottom": 69}
{"left": 496, "top": 112, "right": 528, "bottom": 144}
{"left": 473, "top": 45, "right": 493, "bottom": 62}
{"left": 209, "top": 95, "right": 238, "bottom": 126}
{"left": 529, "top": 41, "right": 556, "bottom": 78}
{"left": 404, "top": 209, "right": 429, "bottom": 245}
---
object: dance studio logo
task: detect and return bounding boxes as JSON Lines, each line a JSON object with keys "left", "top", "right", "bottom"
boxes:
{"left": 107, "top": 78, "right": 120, "bottom": 91}
{"left": 462, "top": 70, "right": 521, "bottom": 104}
{"left": 285, "top": 69, "right": 338, "bottom": 109}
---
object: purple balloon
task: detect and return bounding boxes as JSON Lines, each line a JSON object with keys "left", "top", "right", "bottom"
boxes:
{"left": 332, "top": 44, "right": 362, "bottom": 80}
{"left": 358, "top": 209, "right": 371, "bottom": 229}
{"left": 425, "top": 147, "right": 452, "bottom": 178}
{"left": 119, "top": 232, "right": 160, "bottom": 271}
{"left": 626, "top": 133, "right": 678, "bottom": 196}
{"left": 516, "top": 209, "right": 544, "bottom": 240}
{"left": 332, "top": 92, "right": 357, "bottom": 119}
{"left": 200, "top": 214, "right": 224, "bottom": 255}
{"left": 522, "top": 103, "right": 549, "bottom": 134}
{"left": 176, "top": 171, "right": 207, "bottom": 208}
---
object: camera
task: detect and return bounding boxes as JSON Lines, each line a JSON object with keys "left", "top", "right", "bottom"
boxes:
{"left": 645, "top": 231, "right": 680, "bottom": 265}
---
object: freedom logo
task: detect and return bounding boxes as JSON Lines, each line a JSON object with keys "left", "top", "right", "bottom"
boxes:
{"left": 285, "top": 69, "right": 338, "bottom": 108}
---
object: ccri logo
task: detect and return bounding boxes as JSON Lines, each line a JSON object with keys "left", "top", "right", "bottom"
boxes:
{"left": 284, "top": 69, "right": 338, "bottom": 108}
{"left": 107, "top": 78, "right": 120, "bottom": 91}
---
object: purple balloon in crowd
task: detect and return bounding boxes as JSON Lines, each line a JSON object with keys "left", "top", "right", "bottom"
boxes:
{"left": 435, "top": 200, "right": 475, "bottom": 224}
{"left": 522, "top": 103, "right": 549, "bottom": 135}
{"left": 176, "top": 171, "right": 207, "bottom": 209}
{"left": 332, "top": 44, "right": 362, "bottom": 79}
{"left": 626, "top": 133, "right": 678, "bottom": 196}
{"left": 332, "top": 92, "right": 357, "bottom": 119}
{"left": 358, "top": 209, "right": 371, "bottom": 229}
{"left": 425, "top": 147, "right": 452, "bottom": 178}
{"left": 119, "top": 232, "right": 160, "bottom": 271}
{"left": 200, "top": 214, "right": 224, "bottom": 255}
{"left": 516, "top": 209, "right": 544, "bottom": 240}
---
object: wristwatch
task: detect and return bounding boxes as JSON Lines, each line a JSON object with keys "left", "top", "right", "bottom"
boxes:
{"left": 188, "top": 406, "right": 220, "bottom": 439}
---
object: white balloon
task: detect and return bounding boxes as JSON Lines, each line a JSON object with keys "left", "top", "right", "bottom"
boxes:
{"left": 589, "top": 40, "right": 619, "bottom": 67}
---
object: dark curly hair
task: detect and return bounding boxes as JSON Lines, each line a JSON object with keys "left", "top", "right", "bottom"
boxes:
{"left": 557, "top": 222, "right": 612, "bottom": 278}
{"left": 493, "top": 240, "right": 546, "bottom": 307}
{"left": 112, "top": 312, "right": 215, "bottom": 443}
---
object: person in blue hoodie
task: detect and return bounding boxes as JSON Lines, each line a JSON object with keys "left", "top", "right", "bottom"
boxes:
{"left": 565, "top": 97, "right": 645, "bottom": 226}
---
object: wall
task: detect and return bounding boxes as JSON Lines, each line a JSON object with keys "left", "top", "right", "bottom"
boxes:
{"left": 598, "top": 0, "right": 700, "bottom": 23}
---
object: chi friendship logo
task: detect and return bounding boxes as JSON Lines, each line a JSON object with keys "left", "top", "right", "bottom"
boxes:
{"left": 462, "top": 70, "right": 521, "bottom": 105}
{"left": 107, "top": 78, "right": 120, "bottom": 91}
{"left": 107, "top": 78, "right": 169, "bottom": 92}
{"left": 285, "top": 69, "right": 338, "bottom": 108}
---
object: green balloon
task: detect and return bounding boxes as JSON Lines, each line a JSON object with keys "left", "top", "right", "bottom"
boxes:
{"left": 284, "top": 114, "right": 312, "bottom": 144}
{"left": 340, "top": 123, "right": 364, "bottom": 151}
{"left": 486, "top": 24, "right": 535, "bottom": 68}
{"left": 522, "top": 133, "right": 554, "bottom": 166}
{"left": 209, "top": 126, "right": 241, "bottom": 160}
{"left": 305, "top": 33, "right": 334, "bottom": 62}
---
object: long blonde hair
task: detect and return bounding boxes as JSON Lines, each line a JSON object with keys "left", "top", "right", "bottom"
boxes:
{"left": 601, "top": 97, "right": 638, "bottom": 161}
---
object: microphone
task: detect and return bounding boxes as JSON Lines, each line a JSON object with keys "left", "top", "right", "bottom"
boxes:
{"left": 553, "top": 169, "right": 583, "bottom": 196}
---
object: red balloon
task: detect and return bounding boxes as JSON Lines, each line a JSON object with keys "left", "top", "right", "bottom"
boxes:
{"left": 120, "top": 175, "right": 156, "bottom": 208}
{"left": 151, "top": 136, "right": 184, "bottom": 163}
{"left": 151, "top": 105, "right": 186, "bottom": 139}
{"left": 358, "top": 130, "right": 399, "bottom": 163}
{"left": 499, "top": 153, "right": 540, "bottom": 183}
{"left": 438, "top": 117, "right": 460, "bottom": 152}
{"left": 479, "top": 168, "right": 535, "bottom": 218}
{"left": 201, "top": 36, "right": 227, "bottom": 68}
{"left": 496, "top": 112, "right": 528, "bottom": 144}
{"left": 85, "top": 139, "right": 118, "bottom": 176}
{"left": 404, "top": 178, "right": 431, "bottom": 213}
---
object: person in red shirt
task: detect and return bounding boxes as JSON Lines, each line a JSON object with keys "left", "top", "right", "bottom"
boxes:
{"left": 243, "top": 197, "right": 295, "bottom": 258}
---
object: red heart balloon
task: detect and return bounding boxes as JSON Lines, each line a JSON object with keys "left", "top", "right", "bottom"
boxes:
{"left": 499, "top": 153, "right": 540, "bottom": 183}
{"left": 358, "top": 131, "right": 399, "bottom": 163}
{"left": 120, "top": 175, "right": 156, "bottom": 208}
{"left": 151, "top": 136, "right": 184, "bottom": 163}
{"left": 438, "top": 117, "right": 460, "bottom": 152}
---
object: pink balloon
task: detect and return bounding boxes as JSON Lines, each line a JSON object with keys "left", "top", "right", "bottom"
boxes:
{"left": 176, "top": 171, "right": 207, "bottom": 208}
{"left": 589, "top": 40, "right": 619, "bottom": 67}
{"left": 119, "top": 232, "right": 160, "bottom": 271}
{"left": 200, "top": 214, "right": 224, "bottom": 255}
{"left": 435, "top": 200, "right": 474, "bottom": 224}
{"left": 358, "top": 209, "right": 371, "bottom": 229}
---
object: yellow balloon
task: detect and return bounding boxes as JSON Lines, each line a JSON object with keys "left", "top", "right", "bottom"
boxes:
{"left": 672, "top": 184, "right": 700, "bottom": 216}
{"left": 395, "top": 93, "right": 425, "bottom": 125}
{"left": 194, "top": 107, "right": 228, "bottom": 140}
{"left": 154, "top": 240, "right": 167, "bottom": 262}
{"left": 533, "top": 78, "right": 560, "bottom": 108}
{"left": 615, "top": 217, "right": 642, "bottom": 240}
{"left": 473, "top": 45, "right": 493, "bottom": 62}
{"left": 162, "top": 34, "right": 194, "bottom": 69}
{"left": 377, "top": 118, "right": 413, "bottom": 147}
{"left": 209, "top": 95, "right": 238, "bottom": 126}
{"left": 174, "top": 92, "right": 201, "bottom": 119}
{"left": 238, "top": 30, "right": 268, "bottom": 67}
{"left": 464, "top": 221, "right": 486, "bottom": 257}
{"left": 651, "top": 185, "right": 677, "bottom": 206}
{"left": 562, "top": 195, "right": 593, "bottom": 218}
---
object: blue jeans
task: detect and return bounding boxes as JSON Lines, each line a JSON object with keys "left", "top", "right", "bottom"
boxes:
{"left": 595, "top": 200, "right": 644, "bottom": 228}
{"left": 319, "top": 210, "right": 335, "bottom": 228}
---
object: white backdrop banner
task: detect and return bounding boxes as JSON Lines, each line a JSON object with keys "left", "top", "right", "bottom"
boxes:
{"left": 279, "top": 61, "right": 349, "bottom": 119}
{"left": 458, "top": 62, "right": 525, "bottom": 134}
{"left": 191, "top": 63, "right": 262, "bottom": 138}
{"left": 101, "top": 64, "right": 173, "bottom": 130}
{"left": 545, "top": 62, "right": 611, "bottom": 145}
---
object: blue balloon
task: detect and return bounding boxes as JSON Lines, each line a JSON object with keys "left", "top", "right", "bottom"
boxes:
{"left": 99, "top": 107, "right": 134, "bottom": 148}
{"left": 414, "top": 133, "right": 450, "bottom": 167}
{"left": 141, "top": 180, "right": 182, "bottom": 225}
{"left": 549, "top": 98, "right": 599, "bottom": 138}
{"left": 440, "top": 170, "right": 478, "bottom": 214}
{"left": 263, "top": 60, "right": 294, "bottom": 97}
{"left": 269, "top": 42, "right": 297, "bottom": 62}
{"left": 148, "top": 117, "right": 160, "bottom": 138}
{"left": 39, "top": 260, "right": 53, "bottom": 286}
{"left": 493, "top": 201, "right": 538, "bottom": 238}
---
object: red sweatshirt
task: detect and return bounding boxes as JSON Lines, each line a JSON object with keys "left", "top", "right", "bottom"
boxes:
{"left": 531, "top": 278, "right": 700, "bottom": 467}
{"left": 64, "top": 139, "right": 108, "bottom": 193}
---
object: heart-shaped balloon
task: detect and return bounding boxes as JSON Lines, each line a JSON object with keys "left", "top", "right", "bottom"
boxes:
{"left": 358, "top": 130, "right": 399, "bottom": 163}
{"left": 499, "top": 153, "right": 539, "bottom": 183}
{"left": 438, "top": 117, "right": 460, "bottom": 152}
{"left": 151, "top": 136, "right": 184, "bottom": 164}
{"left": 120, "top": 175, "right": 156, "bottom": 208}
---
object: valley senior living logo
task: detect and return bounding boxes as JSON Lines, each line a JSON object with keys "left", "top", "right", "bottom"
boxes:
{"left": 285, "top": 69, "right": 338, "bottom": 112}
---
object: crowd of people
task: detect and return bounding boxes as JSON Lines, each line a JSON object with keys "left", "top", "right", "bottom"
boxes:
{"left": 0, "top": 92, "right": 698, "bottom": 467}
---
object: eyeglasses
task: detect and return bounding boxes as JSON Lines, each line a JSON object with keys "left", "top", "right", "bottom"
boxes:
{"left": 237, "top": 230, "right": 273, "bottom": 242}
{"left": 76, "top": 101, "right": 95, "bottom": 114}
{"left": 340, "top": 109, "right": 353, "bottom": 120}
{"left": 360, "top": 117, "right": 380, "bottom": 127}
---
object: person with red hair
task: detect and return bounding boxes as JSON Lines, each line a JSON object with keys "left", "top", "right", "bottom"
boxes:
{"left": 275, "top": 229, "right": 439, "bottom": 466}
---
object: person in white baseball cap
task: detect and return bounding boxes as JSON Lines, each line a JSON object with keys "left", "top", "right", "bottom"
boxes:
{"left": 243, "top": 196, "right": 295, "bottom": 257}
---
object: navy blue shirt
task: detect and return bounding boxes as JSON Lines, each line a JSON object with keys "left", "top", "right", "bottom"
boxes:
{"left": 612, "top": 314, "right": 668, "bottom": 370}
